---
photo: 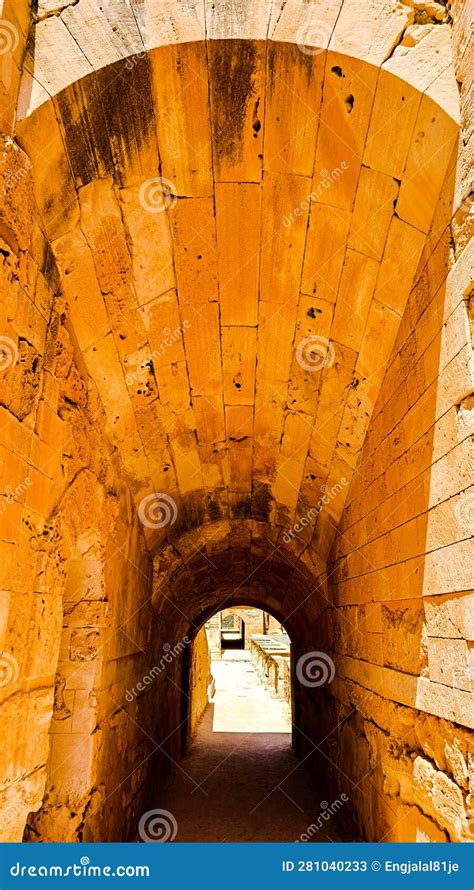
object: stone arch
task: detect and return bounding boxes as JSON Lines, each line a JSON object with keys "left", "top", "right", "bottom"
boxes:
{"left": 151, "top": 519, "right": 327, "bottom": 646}
{"left": 219, "top": 610, "right": 246, "bottom": 647}
{"left": 13, "top": 30, "right": 460, "bottom": 569}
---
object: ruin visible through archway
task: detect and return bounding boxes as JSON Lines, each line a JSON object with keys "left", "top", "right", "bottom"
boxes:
{"left": 190, "top": 607, "right": 292, "bottom": 737}
{"left": 219, "top": 611, "right": 246, "bottom": 650}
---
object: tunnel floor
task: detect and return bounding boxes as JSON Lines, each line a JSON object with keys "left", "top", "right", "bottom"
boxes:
{"left": 156, "top": 654, "right": 344, "bottom": 842}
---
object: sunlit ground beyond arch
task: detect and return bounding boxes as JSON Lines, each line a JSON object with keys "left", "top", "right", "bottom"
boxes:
{"left": 193, "top": 607, "right": 292, "bottom": 734}
{"left": 210, "top": 656, "right": 291, "bottom": 733}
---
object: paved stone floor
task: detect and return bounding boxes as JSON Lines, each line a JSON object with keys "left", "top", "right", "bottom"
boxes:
{"left": 157, "top": 653, "right": 343, "bottom": 842}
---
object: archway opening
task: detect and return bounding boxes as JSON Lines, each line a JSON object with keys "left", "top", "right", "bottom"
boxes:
{"left": 153, "top": 605, "right": 345, "bottom": 842}
{"left": 191, "top": 607, "right": 292, "bottom": 737}
{"left": 220, "top": 611, "right": 246, "bottom": 650}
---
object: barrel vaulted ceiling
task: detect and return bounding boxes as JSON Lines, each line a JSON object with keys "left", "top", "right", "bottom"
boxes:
{"left": 14, "top": 0, "right": 459, "bottom": 582}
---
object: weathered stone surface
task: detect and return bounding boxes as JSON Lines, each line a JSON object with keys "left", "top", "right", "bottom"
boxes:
{"left": 0, "top": 0, "right": 472, "bottom": 846}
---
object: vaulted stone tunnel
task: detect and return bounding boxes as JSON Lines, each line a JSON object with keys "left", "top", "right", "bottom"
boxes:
{"left": 0, "top": 0, "right": 473, "bottom": 844}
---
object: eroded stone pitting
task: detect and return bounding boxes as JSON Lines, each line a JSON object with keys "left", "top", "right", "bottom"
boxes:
{"left": 0, "top": 0, "right": 473, "bottom": 845}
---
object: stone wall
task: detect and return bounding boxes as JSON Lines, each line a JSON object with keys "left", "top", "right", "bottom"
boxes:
{"left": 0, "top": 133, "right": 165, "bottom": 842}
{"left": 308, "top": 7, "right": 474, "bottom": 836}
{"left": 250, "top": 637, "right": 291, "bottom": 706}
{"left": 0, "top": 0, "right": 30, "bottom": 134}
{"left": 0, "top": 130, "right": 58, "bottom": 842}
{"left": 189, "top": 627, "right": 211, "bottom": 738}
{"left": 221, "top": 608, "right": 283, "bottom": 648}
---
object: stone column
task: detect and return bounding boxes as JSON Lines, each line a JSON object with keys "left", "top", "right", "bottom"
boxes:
{"left": 205, "top": 613, "right": 222, "bottom": 660}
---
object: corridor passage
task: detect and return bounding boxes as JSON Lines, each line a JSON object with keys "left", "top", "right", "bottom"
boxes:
{"left": 157, "top": 653, "right": 343, "bottom": 842}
